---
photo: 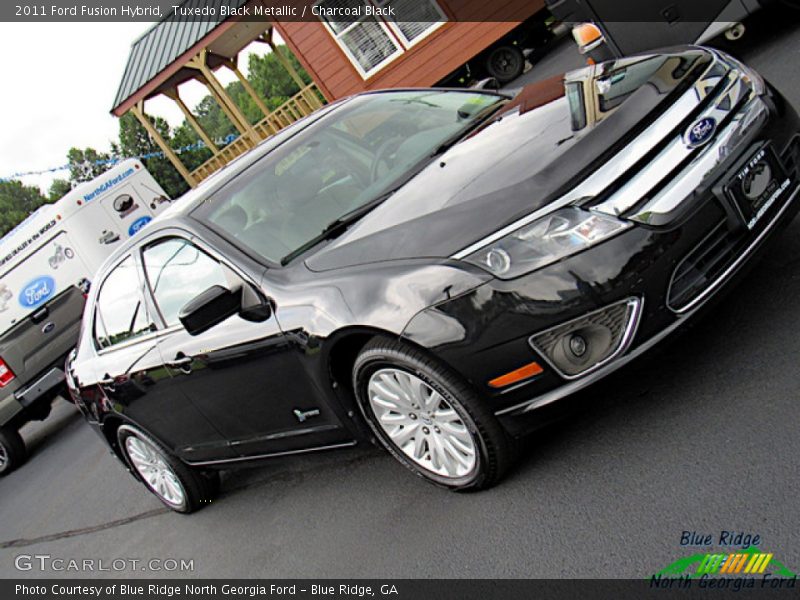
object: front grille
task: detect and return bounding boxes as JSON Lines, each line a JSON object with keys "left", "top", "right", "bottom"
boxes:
{"left": 667, "top": 220, "right": 744, "bottom": 311}
{"left": 669, "top": 140, "right": 800, "bottom": 312}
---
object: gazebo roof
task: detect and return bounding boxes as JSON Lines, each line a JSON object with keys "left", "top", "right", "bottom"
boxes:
{"left": 111, "top": 0, "right": 254, "bottom": 115}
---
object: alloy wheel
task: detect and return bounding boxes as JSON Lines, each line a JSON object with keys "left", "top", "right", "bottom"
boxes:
{"left": 125, "top": 435, "right": 186, "bottom": 509}
{"left": 366, "top": 368, "right": 477, "bottom": 479}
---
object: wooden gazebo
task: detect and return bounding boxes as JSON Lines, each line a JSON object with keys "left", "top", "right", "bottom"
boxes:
{"left": 111, "top": 1, "right": 324, "bottom": 188}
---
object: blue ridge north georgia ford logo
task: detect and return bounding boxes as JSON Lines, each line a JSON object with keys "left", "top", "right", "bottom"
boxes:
{"left": 685, "top": 117, "right": 718, "bottom": 148}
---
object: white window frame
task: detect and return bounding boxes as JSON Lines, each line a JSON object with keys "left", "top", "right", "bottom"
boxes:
{"left": 374, "top": 0, "right": 447, "bottom": 50}
{"left": 317, "top": 0, "right": 448, "bottom": 79}
{"left": 316, "top": 1, "right": 403, "bottom": 79}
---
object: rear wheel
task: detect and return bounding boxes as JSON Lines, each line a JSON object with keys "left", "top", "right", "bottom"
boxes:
{"left": 484, "top": 45, "right": 525, "bottom": 83}
{"left": 353, "top": 337, "right": 515, "bottom": 490}
{"left": 117, "top": 425, "right": 219, "bottom": 513}
{"left": 0, "top": 427, "right": 26, "bottom": 476}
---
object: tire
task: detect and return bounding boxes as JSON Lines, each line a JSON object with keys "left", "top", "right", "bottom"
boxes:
{"left": 353, "top": 337, "right": 515, "bottom": 491}
{"left": 117, "top": 425, "right": 219, "bottom": 513}
{"left": 484, "top": 45, "right": 525, "bottom": 83}
{"left": 0, "top": 427, "right": 26, "bottom": 476}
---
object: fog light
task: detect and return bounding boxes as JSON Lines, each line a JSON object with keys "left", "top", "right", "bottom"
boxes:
{"left": 568, "top": 334, "right": 587, "bottom": 358}
{"left": 529, "top": 298, "right": 641, "bottom": 378}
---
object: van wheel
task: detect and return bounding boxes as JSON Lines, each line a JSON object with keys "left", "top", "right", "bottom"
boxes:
{"left": 485, "top": 45, "right": 525, "bottom": 83}
{"left": 0, "top": 427, "right": 26, "bottom": 476}
{"left": 117, "top": 425, "right": 219, "bottom": 513}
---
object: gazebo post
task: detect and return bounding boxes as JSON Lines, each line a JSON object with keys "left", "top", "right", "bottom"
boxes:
{"left": 164, "top": 88, "right": 220, "bottom": 154}
{"left": 258, "top": 29, "right": 322, "bottom": 110}
{"left": 187, "top": 49, "right": 258, "bottom": 146}
{"left": 130, "top": 101, "right": 197, "bottom": 188}
{"left": 225, "top": 59, "right": 277, "bottom": 137}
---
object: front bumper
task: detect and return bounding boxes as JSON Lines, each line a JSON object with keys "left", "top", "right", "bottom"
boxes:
{"left": 403, "top": 112, "right": 800, "bottom": 437}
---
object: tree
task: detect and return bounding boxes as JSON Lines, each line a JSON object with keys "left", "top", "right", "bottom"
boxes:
{"left": 112, "top": 113, "right": 195, "bottom": 200}
{"left": 48, "top": 179, "right": 72, "bottom": 202}
{"left": 66, "top": 147, "right": 112, "bottom": 184}
{"left": 0, "top": 180, "right": 50, "bottom": 237}
{"left": 247, "top": 46, "right": 311, "bottom": 110}
{"left": 192, "top": 45, "right": 312, "bottom": 141}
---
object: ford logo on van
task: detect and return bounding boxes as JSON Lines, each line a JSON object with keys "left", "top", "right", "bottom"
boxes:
{"left": 684, "top": 117, "right": 717, "bottom": 148}
{"left": 19, "top": 276, "right": 56, "bottom": 309}
{"left": 128, "top": 216, "right": 152, "bottom": 237}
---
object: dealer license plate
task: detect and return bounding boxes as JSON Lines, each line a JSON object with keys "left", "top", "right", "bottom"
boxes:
{"left": 726, "top": 145, "right": 792, "bottom": 229}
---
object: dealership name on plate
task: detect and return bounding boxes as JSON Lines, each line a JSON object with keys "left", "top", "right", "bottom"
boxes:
{"left": 681, "top": 530, "right": 762, "bottom": 548}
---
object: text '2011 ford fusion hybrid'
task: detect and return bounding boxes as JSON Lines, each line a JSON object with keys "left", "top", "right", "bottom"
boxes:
{"left": 67, "top": 46, "right": 800, "bottom": 512}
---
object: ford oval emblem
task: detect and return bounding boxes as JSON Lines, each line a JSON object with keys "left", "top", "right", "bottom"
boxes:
{"left": 128, "top": 216, "right": 152, "bottom": 237}
{"left": 19, "top": 276, "right": 56, "bottom": 309}
{"left": 685, "top": 117, "right": 717, "bottom": 148}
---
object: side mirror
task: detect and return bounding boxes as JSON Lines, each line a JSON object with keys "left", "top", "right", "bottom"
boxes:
{"left": 178, "top": 285, "right": 242, "bottom": 336}
{"left": 239, "top": 283, "right": 272, "bottom": 323}
{"left": 178, "top": 282, "right": 272, "bottom": 336}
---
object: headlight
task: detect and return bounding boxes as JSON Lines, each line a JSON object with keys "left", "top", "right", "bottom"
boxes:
{"left": 465, "top": 207, "right": 631, "bottom": 279}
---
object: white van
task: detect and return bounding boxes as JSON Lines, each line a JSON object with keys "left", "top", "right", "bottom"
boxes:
{"left": 0, "top": 159, "right": 170, "bottom": 474}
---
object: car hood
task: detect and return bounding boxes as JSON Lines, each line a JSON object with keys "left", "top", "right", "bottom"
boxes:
{"left": 306, "top": 48, "right": 713, "bottom": 272}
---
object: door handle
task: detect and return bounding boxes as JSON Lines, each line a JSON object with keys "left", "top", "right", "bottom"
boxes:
{"left": 98, "top": 375, "right": 115, "bottom": 386}
{"left": 166, "top": 355, "right": 193, "bottom": 369}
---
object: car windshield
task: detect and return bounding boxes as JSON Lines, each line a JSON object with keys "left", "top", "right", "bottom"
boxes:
{"left": 194, "top": 90, "right": 505, "bottom": 264}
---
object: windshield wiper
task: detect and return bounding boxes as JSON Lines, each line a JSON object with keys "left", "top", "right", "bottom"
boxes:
{"left": 430, "top": 102, "right": 507, "bottom": 157}
{"left": 280, "top": 190, "right": 397, "bottom": 265}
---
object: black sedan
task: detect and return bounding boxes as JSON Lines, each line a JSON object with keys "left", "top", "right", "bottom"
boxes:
{"left": 67, "top": 47, "right": 800, "bottom": 512}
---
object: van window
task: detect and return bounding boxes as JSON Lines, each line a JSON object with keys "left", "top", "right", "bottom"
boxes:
{"left": 95, "top": 256, "right": 155, "bottom": 349}
{"left": 141, "top": 238, "right": 227, "bottom": 327}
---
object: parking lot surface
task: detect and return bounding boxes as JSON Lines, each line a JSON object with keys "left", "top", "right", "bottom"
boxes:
{"left": 1, "top": 15, "right": 799, "bottom": 579}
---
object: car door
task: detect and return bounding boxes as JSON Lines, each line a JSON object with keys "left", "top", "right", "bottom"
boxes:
{"left": 140, "top": 235, "right": 347, "bottom": 459}
{"left": 91, "top": 254, "right": 234, "bottom": 462}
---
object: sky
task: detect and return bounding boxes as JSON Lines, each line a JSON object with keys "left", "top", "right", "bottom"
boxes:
{"left": 0, "top": 22, "right": 267, "bottom": 194}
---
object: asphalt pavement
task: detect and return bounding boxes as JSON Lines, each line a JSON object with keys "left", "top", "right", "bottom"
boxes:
{"left": 1, "top": 15, "right": 799, "bottom": 579}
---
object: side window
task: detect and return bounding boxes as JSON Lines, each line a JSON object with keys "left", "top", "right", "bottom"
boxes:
{"left": 142, "top": 238, "right": 227, "bottom": 327}
{"left": 94, "top": 256, "right": 155, "bottom": 349}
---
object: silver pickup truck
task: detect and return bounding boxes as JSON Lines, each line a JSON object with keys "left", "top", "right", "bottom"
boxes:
{"left": 0, "top": 283, "right": 87, "bottom": 474}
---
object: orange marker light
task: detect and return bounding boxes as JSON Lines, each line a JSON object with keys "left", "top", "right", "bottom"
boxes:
{"left": 572, "top": 23, "right": 603, "bottom": 46}
{"left": 488, "top": 361, "right": 544, "bottom": 389}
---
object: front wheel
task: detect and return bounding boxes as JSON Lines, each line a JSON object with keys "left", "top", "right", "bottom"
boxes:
{"left": 0, "top": 427, "right": 26, "bottom": 476}
{"left": 117, "top": 425, "right": 219, "bottom": 513}
{"left": 353, "top": 338, "right": 515, "bottom": 490}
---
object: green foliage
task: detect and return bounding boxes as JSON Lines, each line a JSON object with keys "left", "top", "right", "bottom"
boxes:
{"left": 195, "top": 46, "right": 311, "bottom": 140}
{"left": 248, "top": 46, "right": 310, "bottom": 109}
{"left": 67, "top": 147, "right": 112, "bottom": 183}
{"left": 112, "top": 113, "right": 192, "bottom": 200}
{"left": 0, "top": 180, "right": 51, "bottom": 237}
{"left": 48, "top": 179, "right": 72, "bottom": 202}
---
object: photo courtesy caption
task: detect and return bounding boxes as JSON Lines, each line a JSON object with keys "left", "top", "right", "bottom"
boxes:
{"left": 17, "top": 585, "right": 401, "bottom": 597}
